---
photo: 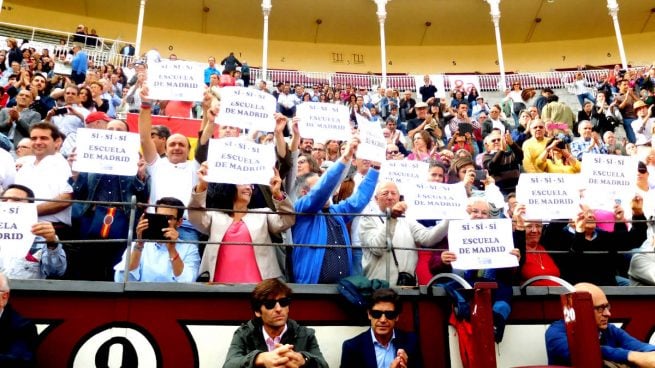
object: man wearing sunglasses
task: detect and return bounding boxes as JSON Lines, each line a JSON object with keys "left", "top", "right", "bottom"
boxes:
{"left": 546, "top": 282, "right": 655, "bottom": 367}
{"left": 340, "top": 288, "right": 422, "bottom": 368}
{"left": 224, "top": 279, "right": 327, "bottom": 368}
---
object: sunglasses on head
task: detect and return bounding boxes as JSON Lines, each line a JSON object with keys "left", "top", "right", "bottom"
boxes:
{"left": 262, "top": 297, "right": 291, "bottom": 310}
{"left": 369, "top": 309, "right": 399, "bottom": 319}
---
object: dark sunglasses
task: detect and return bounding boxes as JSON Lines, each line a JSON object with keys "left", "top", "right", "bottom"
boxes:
{"left": 638, "top": 167, "right": 648, "bottom": 174}
{"left": 386, "top": 150, "right": 399, "bottom": 155}
{"left": 262, "top": 297, "right": 291, "bottom": 310}
{"left": 369, "top": 309, "right": 399, "bottom": 319}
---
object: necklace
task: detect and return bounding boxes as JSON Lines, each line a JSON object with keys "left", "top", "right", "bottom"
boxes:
{"left": 528, "top": 245, "right": 545, "bottom": 270}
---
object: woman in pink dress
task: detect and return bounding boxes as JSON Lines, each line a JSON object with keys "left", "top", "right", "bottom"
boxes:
{"left": 188, "top": 164, "right": 295, "bottom": 283}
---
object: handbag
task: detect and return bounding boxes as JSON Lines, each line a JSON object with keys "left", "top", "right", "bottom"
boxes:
{"left": 78, "top": 206, "right": 129, "bottom": 240}
{"left": 391, "top": 247, "right": 417, "bottom": 287}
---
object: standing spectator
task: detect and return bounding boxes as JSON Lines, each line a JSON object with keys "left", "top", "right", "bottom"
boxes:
{"left": 220, "top": 52, "right": 242, "bottom": 73}
{"left": 291, "top": 138, "right": 379, "bottom": 284}
{"left": 15, "top": 122, "right": 73, "bottom": 240}
{"left": 0, "top": 272, "right": 38, "bottom": 366}
{"left": 241, "top": 61, "right": 250, "bottom": 87}
{"left": 69, "top": 43, "right": 88, "bottom": 85}
{"left": 419, "top": 74, "right": 437, "bottom": 102}
{"left": 72, "top": 25, "right": 86, "bottom": 44}
{"left": 5, "top": 38, "right": 23, "bottom": 67}
{"left": 204, "top": 56, "right": 219, "bottom": 86}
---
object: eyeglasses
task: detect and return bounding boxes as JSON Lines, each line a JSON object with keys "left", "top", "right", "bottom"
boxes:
{"left": 297, "top": 159, "right": 307, "bottom": 164}
{"left": 369, "top": 309, "right": 399, "bottom": 319}
{"left": 386, "top": 150, "right": 399, "bottom": 155}
{"left": 17, "top": 145, "right": 31, "bottom": 149}
{"left": 532, "top": 126, "right": 545, "bottom": 130}
{"left": 491, "top": 138, "right": 501, "bottom": 143}
{"left": 469, "top": 208, "right": 490, "bottom": 216}
{"left": 312, "top": 147, "right": 325, "bottom": 152}
{"left": 638, "top": 167, "right": 648, "bottom": 174}
{"left": 593, "top": 303, "right": 611, "bottom": 313}
{"left": 262, "top": 297, "right": 292, "bottom": 310}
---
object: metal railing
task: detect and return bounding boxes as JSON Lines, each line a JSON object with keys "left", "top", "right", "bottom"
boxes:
{"left": 4, "top": 194, "right": 654, "bottom": 286}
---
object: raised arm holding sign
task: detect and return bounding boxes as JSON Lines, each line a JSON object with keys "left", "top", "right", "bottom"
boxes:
{"left": 216, "top": 86, "right": 276, "bottom": 132}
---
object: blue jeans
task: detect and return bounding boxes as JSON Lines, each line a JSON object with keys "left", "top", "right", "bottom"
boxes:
{"left": 577, "top": 93, "right": 596, "bottom": 109}
{"left": 351, "top": 247, "right": 363, "bottom": 276}
{"left": 623, "top": 117, "right": 637, "bottom": 144}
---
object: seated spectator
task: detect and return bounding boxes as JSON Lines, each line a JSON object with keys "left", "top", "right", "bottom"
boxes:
{"left": 546, "top": 282, "right": 655, "bottom": 366}
{"left": 0, "top": 272, "right": 38, "bottom": 366}
{"left": 512, "top": 205, "right": 560, "bottom": 286}
{"left": 434, "top": 197, "right": 521, "bottom": 342}
{"left": 223, "top": 278, "right": 328, "bottom": 368}
{"left": 291, "top": 138, "right": 379, "bottom": 284}
{"left": 447, "top": 156, "right": 504, "bottom": 208}
{"left": 359, "top": 181, "right": 448, "bottom": 285}
{"left": 341, "top": 288, "right": 423, "bottom": 368}
{"left": 114, "top": 197, "right": 200, "bottom": 283}
{"left": 522, "top": 119, "right": 549, "bottom": 173}
{"left": 481, "top": 104, "right": 511, "bottom": 138}
{"left": 407, "top": 130, "right": 437, "bottom": 162}
{"left": 482, "top": 130, "right": 523, "bottom": 195}
{"left": 0, "top": 89, "right": 41, "bottom": 149}
{"left": 447, "top": 131, "right": 475, "bottom": 157}
{"left": 188, "top": 164, "right": 294, "bottom": 283}
{"left": 0, "top": 184, "right": 66, "bottom": 279}
{"left": 570, "top": 120, "right": 608, "bottom": 160}
{"left": 535, "top": 136, "right": 581, "bottom": 174}
{"left": 603, "top": 131, "right": 624, "bottom": 155}
{"left": 541, "top": 198, "right": 647, "bottom": 286}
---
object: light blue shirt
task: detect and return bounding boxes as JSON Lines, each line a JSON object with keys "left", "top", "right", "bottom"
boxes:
{"left": 114, "top": 241, "right": 200, "bottom": 283}
{"left": 370, "top": 328, "right": 397, "bottom": 368}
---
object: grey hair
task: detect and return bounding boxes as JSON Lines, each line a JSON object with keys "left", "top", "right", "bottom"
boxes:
{"left": 294, "top": 172, "right": 319, "bottom": 200}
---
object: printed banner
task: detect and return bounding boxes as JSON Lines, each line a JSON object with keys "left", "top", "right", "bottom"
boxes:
{"left": 356, "top": 116, "right": 386, "bottom": 162}
{"left": 581, "top": 153, "right": 638, "bottom": 209}
{"left": 378, "top": 160, "right": 428, "bottom": 190}
{"left": 147, "top": 60, "right": 205, "bottom": 101}
{"left": 515, "top": 174, "right": 580, "bottom": 220}
{"left": 216, "top": 87, "right": 276, "bottom": 132}
{"left": 205, "top": 138, "right": 276, "bottom": 185}
{"left": 447, "top": 75, "right": 481, "bottom": 96}
{"left": 0, "top": 202, "right": 37, "bottom": 261}
{"left": 72, "top": 128, "right": 141, "bottom": 176}
{"left": 448, "top": 219, "right": 518, "bottom": 270}
{"left": 296, "top": 102, "right": 352, "bottom": 141}
{"left": 404, "top": 182, "right": 469, "bottom": 220}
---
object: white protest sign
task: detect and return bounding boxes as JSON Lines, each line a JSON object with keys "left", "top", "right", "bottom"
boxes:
{"left": 72, "top": 128, "right": 141, "bottom": 176}
{"left": 216, "top": 87, "right": 276, "bottom": 132}
{"left": 0, "top": 202, "right": 37, "bottom": 261}
{"left": 53, "top": 61, "right": 72, "bottom": 75}
{"left": 448, "top": 219, "right": 517, "bottom": 270}
{"left": 147, "top": 60, "right": 205, "bottom": 101}
{"left": 379, "top": 160, "right": 428, "bottom": 190}
{"left": 447, "top": 75, "right": 481, "bottom": 96}
{"left": 404, "top": 182, "right": 468, "bottom": 220}
{"left": 581, "top": 153, "right": 638, "bottom": 209}
{"left": 515, "top": 174, "right": 580, "bottom": 220}
{"left": 205, "top": 138, "right": 276, "bottom": 185}
{"left": 413, "top": 74, "right": 446, "bottom": 99}
{"left": 296, "top": 102, "right": 352, "bottom": 141}
{"left": 356, "top": 118, "right": 386, "bottom": 162}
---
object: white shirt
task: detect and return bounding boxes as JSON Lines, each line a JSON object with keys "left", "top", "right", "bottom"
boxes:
{"left": 146, "top": 157, "right": 199, "bottom": 216}
{"left": 15, "top": 154, "right": 72, "bottom": 224}
{"left": 0, "top": 148, "right": 15, "bottom": 192}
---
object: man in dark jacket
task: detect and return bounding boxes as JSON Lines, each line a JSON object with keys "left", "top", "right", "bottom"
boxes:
{"left": 0, "top": 272, "right": 38, "bottom": 367}
{"left": 341, "top": 288, "right": 422, "bottom": 368}
{"left": 223, "top": 279, "right": 328, "bottom": 368}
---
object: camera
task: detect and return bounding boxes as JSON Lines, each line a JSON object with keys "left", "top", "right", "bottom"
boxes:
{"left": 54, "top": 107, "right": 68, "bottom": 115}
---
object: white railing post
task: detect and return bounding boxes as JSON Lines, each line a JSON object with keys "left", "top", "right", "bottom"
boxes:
{"left": 607, "top": 0, "right": 628, "bottom": 69}
{"left": 261, "top": 0, "right": 272, "bottom": 84}
{"left": 134, "top": 0, "right": 147, "bottom": 58}
{"left": 372, "top": 0, "right": 390, "bottom": 89}
{"left": 485, "top": 0, "right": 507, "bottom": 91}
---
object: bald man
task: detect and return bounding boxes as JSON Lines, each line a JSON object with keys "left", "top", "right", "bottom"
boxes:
{"left": 546, "top": 282, "right": 655, "bottom": 367}
{"left": 0, "top": 272, "right": 38, "bottom": 366}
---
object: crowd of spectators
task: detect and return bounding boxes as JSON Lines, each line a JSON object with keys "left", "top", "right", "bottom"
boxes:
{"left": 0, "top": 32, "right": 655, "bottom": 299}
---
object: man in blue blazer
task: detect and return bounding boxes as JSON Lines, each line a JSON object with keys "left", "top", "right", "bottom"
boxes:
{"left": 340, "top": 288, "right": 422, "bottom": 368}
